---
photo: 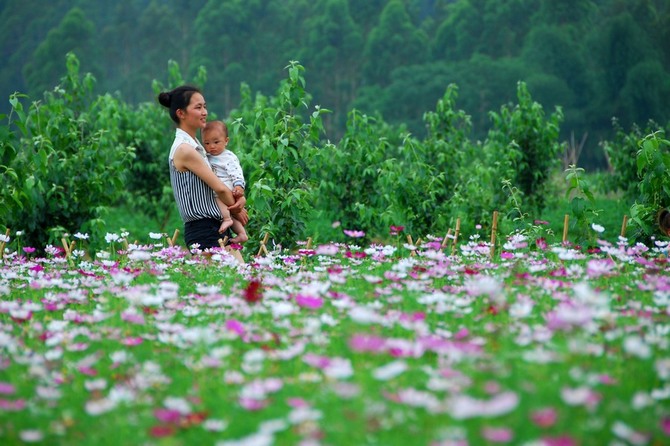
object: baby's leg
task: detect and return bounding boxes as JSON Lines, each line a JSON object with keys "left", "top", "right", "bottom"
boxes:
{"left": 229, "top": 218, "right": 248, "bottom": 244}
{"left": 216, "top": 198, "right": 234, "bottom": 233}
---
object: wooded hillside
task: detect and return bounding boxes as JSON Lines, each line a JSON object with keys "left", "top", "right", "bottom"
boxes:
{"left": 1, "top": 0, "right": 669, "bottom": 167}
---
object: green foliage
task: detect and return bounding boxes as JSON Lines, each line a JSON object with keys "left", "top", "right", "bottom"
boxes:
{"left": 0, "top": 53, "right": 135, "bottom": 250}
{"left": 228, "top": 61, "right": 330, "bottom": 251}
{"left": 486, "top": 81, "right": 564, "bottom": 213}
{"left": 564, "top": 164, "right": 600, "bottom": 243}
{"left": 601, "top": 118, "right": 666, "bottom": 200}
{"left": 314, "top": 109, "right": 400, "bottom": 239}
{"left": 629, "top": 130, "right": 670, "bottom": 241}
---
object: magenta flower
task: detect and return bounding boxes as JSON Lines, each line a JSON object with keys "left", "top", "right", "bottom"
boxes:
{"left": 390, "top": 225, "right": 404, "bottom": 236}
{"left": 295, "top": 294, "right": 323, "bottom": 309}
{"left": 225, "top": 319, "right": 246, "bottom": 337}
{"left": 661, "top": 417, "right": 670, "bottom": 436}
{"left": 154, "top": 408, "right": 182, "bottom": 424}
{"left": 0, "top": 383, "right": 15, "bottom": 395}
{"left": 149, "top": 425, "right": 175, "bottom": 438}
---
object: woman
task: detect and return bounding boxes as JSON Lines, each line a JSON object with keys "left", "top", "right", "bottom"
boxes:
{"left": 158, "top": 85, "right": 248, "bottom": 251}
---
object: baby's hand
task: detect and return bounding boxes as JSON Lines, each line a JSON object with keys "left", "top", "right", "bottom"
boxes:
{"left": 232, "top": 186, "right": 245, "bottom": 198}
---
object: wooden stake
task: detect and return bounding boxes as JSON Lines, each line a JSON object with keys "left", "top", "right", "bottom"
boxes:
{"left": 168, "top": 229, "right": 180, "bottom": 247}
{"left": 620, "top": 215, "right": 628, "bottom": 237}
{"left": 490, "top": 210, "right": 499, "bottom": 258}
{"left": 0, "top": 228, "right": 9, "bottom": 260}
{"left": 562, "top": 214, "right": 569, "bottom": 244}
{"left": 219, "top": 236, "right": 245, "bottom": 264}
{"left": 441, "top": 229, "right": 452, "bottom": 250}
{"left": 306, "top": 237, "right": 313, "bottom": 250}
{"left": 257, "top": 233, "right": 270, "bottom": 257}
{"left": 61, "top": 237, "right": 72, "bottom": 258}
{"left": 451, "top": 218, "right": 461, "bottom": 256}
{"left": 407, "top": 235, "right": 416, "bottom": 256}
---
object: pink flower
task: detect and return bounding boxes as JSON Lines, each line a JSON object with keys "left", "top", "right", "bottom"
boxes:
{"left": 286, "top": 398, "right": 310, "bottom": 408}
{"left": 121, "top": 336, "right": 143, "bottom": 346}
{"left": 481, "top": 427, "right": 513, "bottom": 443}
{"left": 390, "top": 225, "right": 404, "bottom": 236}
{"left": 149, "top": 425, "right": 175, "bottom": 438}
{"left": 121, "top": 311, "right": 145, "bottom": 325}
{"left": 78, "top": 366, "right": 98, "bottom": 376}
{"left": 531, "top": 407, "right": 557, "bottom": 428}
{"left": 295, "top": 294, "right": 323, "bottom": 309}
{"left": 542, "top": 435, "right": 577, "bottom": 446}
{"left": 343, "top": 229, "right": 365, "bottom": 238}
{"left": 348, "top": 334, "right": 387, "bottom": 353}
{"left": 303, "top": 353, "right": 331, "bottom": 369}
{"left": 225, "top": 319, "right": 246, "bottom": 337}
{"left": 154, "top": 408, "right": 182, "bottom": 424}
{"left": 660, "top": 416, "right": 670, "bottom": 436}
{"left": 238, "top": 397, "right": 268, "bottom": 411}
{"left": 0, "top": 398, "right": 26, "bottom": 411}
{"left": 0, "top": 382, "right": 15, "bottom": 395}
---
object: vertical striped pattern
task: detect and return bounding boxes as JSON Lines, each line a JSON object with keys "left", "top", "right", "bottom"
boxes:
{"left": 168, "top": 128, "right": 221, "bottom": 223}
{"left": 169, "top": 161, "right": 221, "bottom": 222}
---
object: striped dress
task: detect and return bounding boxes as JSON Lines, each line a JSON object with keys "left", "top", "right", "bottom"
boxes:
{"left": 168, "top": 128, "right": 221, "bottom": 222}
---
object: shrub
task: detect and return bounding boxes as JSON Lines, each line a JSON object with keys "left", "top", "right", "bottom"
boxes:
{"left": 0, "top": 53, "right": 134, "bottom": 250}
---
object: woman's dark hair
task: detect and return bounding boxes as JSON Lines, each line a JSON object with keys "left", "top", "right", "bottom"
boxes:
{"left": 157, "top": 85, "right": 202, "bottom": 124}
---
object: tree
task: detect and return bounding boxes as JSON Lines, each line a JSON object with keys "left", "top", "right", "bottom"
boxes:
{"left": 363, "top": 0, "right": 429, "bottom": 86}
{"left": 22, "top": 7, "right": 98, "bottom": 97}
{"left": 619, "top": 60, "right": 670, "bottom": 127}
{"left": 302, "top": 0, "right": 364, "bottom": 134}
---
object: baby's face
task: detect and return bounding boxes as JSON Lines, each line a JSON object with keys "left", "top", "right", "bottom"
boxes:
{"left": 203, "top": 128, "right": 228, "bottom": 156}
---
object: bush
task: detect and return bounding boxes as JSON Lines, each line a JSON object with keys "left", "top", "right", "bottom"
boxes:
{"left": 0, "top": 53, "right": 135, "bottom": 250}
{"left": 228, "top": 62, "right": 329, "bottom": 251}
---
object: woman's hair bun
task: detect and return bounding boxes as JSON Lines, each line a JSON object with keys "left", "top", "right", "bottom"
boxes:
{"left": 158, "top": 92, "right": 171, "bottom": 107}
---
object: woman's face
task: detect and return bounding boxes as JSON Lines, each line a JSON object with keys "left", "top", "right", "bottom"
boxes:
{"left": 178, "top": 92, "right": 207, "bottom": 131}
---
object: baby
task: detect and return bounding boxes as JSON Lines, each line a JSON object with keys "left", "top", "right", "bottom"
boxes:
{"left": 202, "top": 120, "right": 248, "bottom": 244}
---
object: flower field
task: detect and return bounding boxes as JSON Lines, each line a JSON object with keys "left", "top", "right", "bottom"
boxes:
{"left": 1, "top": 230, "right": 669, "bottom": 446}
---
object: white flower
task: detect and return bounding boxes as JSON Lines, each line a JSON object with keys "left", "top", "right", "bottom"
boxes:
{"left": 105, "top": 233, "right": 121, "bottom": 243}
{"left": 164, "top": 396, "right": 192, "bottom": 414}
{"left": 372, "top": 360, "right": 408, "bottom": 381}
{"left": 623, "top": 335, "right": 652, "bottom": 359}
{"left": 19, "top": 430, "right": 44, "bottom": 443}
{"left": 591, "top": 223, "right": 605, "bottom": 233}
{"left": 149, "top": 232, "right": 164, "bottom": 240}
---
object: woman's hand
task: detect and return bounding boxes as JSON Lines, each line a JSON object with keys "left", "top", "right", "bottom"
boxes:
{"left": 228, "top": 206, "right": 249, "bottom": 226}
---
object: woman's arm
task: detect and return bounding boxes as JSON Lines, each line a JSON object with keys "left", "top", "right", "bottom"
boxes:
{"left": 173, "top": 144, "right": 234, "bottom": 205}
